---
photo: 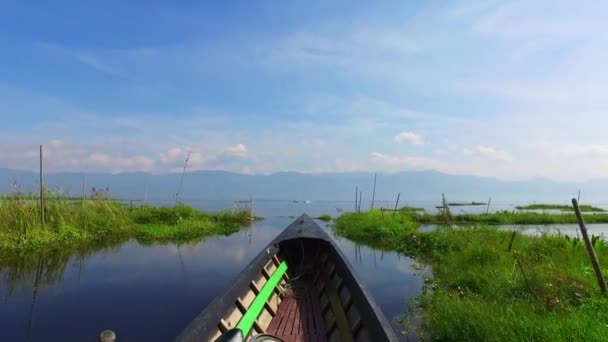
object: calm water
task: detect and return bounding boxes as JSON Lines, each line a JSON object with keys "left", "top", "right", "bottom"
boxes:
{"left": 4, "top": 199, "right": 602, "bottom": 341}
{"left": 0, "top": 203, "right": 426, "bottom": 341}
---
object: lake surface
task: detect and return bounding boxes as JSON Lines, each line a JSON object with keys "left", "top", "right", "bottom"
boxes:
{"left": 4, "top": 199, "right": 603, "bottom": 341}
{"left": 0, "top": 211, "right": 425, "bottom": 341}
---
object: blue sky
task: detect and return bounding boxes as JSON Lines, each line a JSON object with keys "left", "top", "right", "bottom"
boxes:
{"left": 1, "top": 0, "right": 607, "bottom": 181}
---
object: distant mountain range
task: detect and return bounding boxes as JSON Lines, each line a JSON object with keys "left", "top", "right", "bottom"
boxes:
{"left": 0, "top": 168, "right": 602, "bottom": 203}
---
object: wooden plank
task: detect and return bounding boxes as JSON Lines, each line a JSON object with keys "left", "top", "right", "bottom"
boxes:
{"left": 319, "top": 270, "right": 353, "bottom": 342}
{"left": 293, "top": 298, "right": 302, "bottom": 335}
{"left": 302, "top": 296, "right": 311, "bottom": 335}
{"left": 310, "top": 289, "right": 325, "bottom": 338}
{"left": 278, "top": 297, "right": 295, "bottom": 335}
{"left": 286, "top": 296, "right": 298, "bottom": 335}
{"left": 268, "top": 298, "right": 289, "bottom": 334}
{"left": 236, "top": 261, "right": 288, "bottom": 338}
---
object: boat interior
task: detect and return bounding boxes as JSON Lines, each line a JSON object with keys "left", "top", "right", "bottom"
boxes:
{"left": 212, "top": 238, "right": 376, "bottom": 342}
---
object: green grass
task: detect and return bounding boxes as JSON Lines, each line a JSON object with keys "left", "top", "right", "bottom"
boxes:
{"left": 335, "top": 210, "right": 418, "bottom": 249}
{"left": 335, "top": 211, "right": 608, "bottom": 341}
{"left": 0, "top": 190, "right": 253, "bottom": 255}
{"left": 516, "top": 203, "right": 606, "bottom": 212}
{"left": 409, "top": 210, "right": 608, "bottom": 225}
{"left": 315, "top": 214, "right": 332, "bottom": 222}
{"left": 399, "top": 206, "right": 425, "bottom": 212}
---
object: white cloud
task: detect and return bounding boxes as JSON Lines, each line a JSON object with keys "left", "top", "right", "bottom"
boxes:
{"left": 465, "top": 146, "right": 513, "bottom": 162}
{"left": 223, "top": 144, "right": 247, "bottom": 157}
{"left": 393, "top": 131, "right": 424, "bottom": 145}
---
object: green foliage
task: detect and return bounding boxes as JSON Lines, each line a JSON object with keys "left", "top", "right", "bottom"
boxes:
{"left": 335, "top": 210, "right": 418, "bottom": 249}
{"left": 398, "top": 206, "right": 425, "bottom": 213}
{"left": 130, "top": 204, "right": 202, "bottom": 224}
{"left": 0, "top": 189, "right": 252, "bottom": 255}
{"left": 315, "top": 214, "right": 332, "bottom": 222}
{"left": 516, "top": 204, "right": 606, "bottom": 212}
{"left": 408, "top": 210, "right": 608, "bottom": 225}
{"left": 335, "top": 213, "right": 608, "bottom": 341}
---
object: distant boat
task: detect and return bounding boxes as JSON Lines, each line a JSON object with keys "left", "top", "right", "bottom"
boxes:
{"left": 175, "top": 215, "right": 397, "bottom": 342}
{"left": 304, "top": 200, "right": 311, "bottom": 204}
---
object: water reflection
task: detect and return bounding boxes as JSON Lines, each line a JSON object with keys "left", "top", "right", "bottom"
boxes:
{"left": 0, "top": 217, "right": 422, "bottom": 341}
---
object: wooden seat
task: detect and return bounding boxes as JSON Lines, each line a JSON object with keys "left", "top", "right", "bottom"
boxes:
{"left": 266, "top": 286, "right": 327, "bottom": 342}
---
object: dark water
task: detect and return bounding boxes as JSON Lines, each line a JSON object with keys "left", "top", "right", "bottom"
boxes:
{"left": 0, "top": 204, "right": 426, "bottom": 341}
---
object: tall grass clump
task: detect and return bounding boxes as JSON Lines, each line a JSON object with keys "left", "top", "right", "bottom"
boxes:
{"left": 410, "top": 227, "right": 608, "bottom": 341}
{"left": 335, "top": 210, "right": 417, "bottom": 249}
{"left": 0, "top": 188, "right": 252, "bottom": 255}
{"left": 335, "top": 210, "right": 608, "bottom": 341}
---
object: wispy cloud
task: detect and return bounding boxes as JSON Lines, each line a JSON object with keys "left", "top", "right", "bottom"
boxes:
{"left": 464, "top": 146, "right": 513, "bottom": 162}
{"left": 393, "top": 132, "right": 424, "bottom": 145}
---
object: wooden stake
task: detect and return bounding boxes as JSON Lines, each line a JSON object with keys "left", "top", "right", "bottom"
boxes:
{"left": 485, "top": 197, "right": 492, "bottom": 214}
{"left": 393, "top": 193, "right": 400, "bottom": 215}
{"left": 175, "top": 151, "right": 191, "bottom": 203}
{"left": 39, "top": 145, "right": 44, "bottom": 227}
{"left": 507, "top": 231, "right": 517, "bottom": 252}
{"left": 82, "top": 175, "right": 86, "bottom": 229}
{"left": 573, "top": 198, "right": 607, "bottom": 294}
{"left": 250, "top": 194, "right": 254, "bottom": 221}
{"left": 370, "top": 172, "right": 377, "bottom": 211}
{"left": 355, "top": 186, "right": 358, "bottom": 212}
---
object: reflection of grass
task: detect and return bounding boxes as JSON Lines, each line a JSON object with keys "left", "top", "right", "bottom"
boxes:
{"left": 516, "top": 204, "right": 606, "bottom": 212}
{"left": 315, "top": 214, "right": 332, "bottom": 222}
{"left": 335, "top": 211, "right": 608, "bottom": 341}
{"left": 0, "top": 190, "right": 252, "bottom": 255}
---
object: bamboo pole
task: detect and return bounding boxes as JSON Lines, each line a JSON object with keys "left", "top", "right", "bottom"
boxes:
{"left": 82, "top": 175, "right": 86, "bottom": 229}
{"left": 250, "top": 194, "right": 254, "bottom": 221}
{"left": 355, "top": 186, "right": 358, "bottom": 212}
{"left": 485, "top": 197, "right": 492, "bottom": 214}
{"left": 572, "top": 198, "right": 607, "bottom": 294}
{"left": 175, "top": 151, "right": 191, "bottom": 204}
{"left": 507, "top": 231, "right": 517, "bottom": 252}
{"left": 393, "top": 193, "right": 400, "bottom": 215}
{"left": 370, "top": 173, "right": 377, "bottom": 211}
{"left": 39, "top": 145, "right": 44, "bottom": 227}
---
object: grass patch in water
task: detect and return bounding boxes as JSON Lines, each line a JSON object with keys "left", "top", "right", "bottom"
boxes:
{"left": 0, "top": 190, "right": 252, "bottom": 255}
{"left": 515, "top": 203, "right": 606, "bottom": 212}
{"left": 335, "top": 211, "right": 608, "bottom": 341}
{"left": 315, "top": 214, "right": 332, "bottom": 222}
{"left": 335, "top": 210, "right": 417, "bottom": 249}
{"left": 410, "top": 210, "right": 608, "bottom": 225}
{"left": 447, "top": 201, "right": 487, "bottom": 206}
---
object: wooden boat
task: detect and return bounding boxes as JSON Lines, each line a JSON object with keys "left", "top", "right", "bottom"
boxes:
{"left": 175, "top": 214, "right": 398, "bottom": 342}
